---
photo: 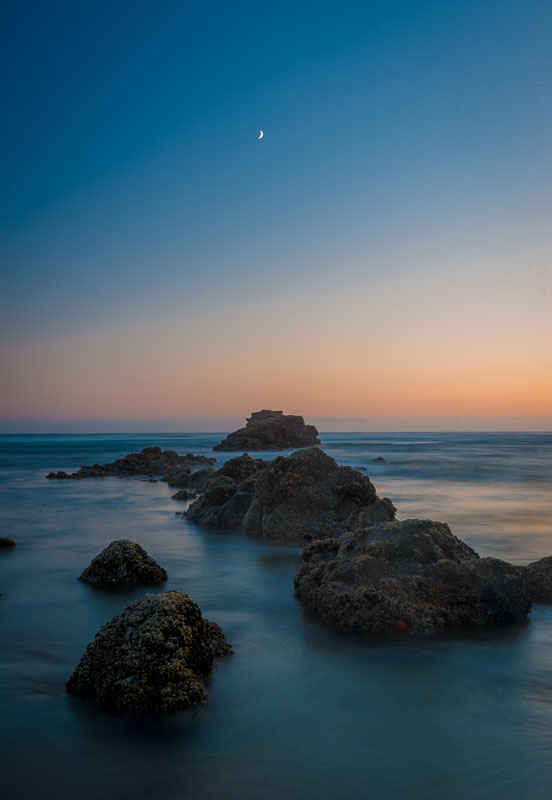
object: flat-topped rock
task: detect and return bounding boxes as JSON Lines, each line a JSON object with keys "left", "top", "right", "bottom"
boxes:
{"left": 66, "top": 590, "right": 231, "bottom": 713}
{"left": 213, "top": 410, "right": 320, "bottom": 451}
{"left": 78, "top": 540, "right": 168, "bottom": 586}
{"left": 187, "top": 448, "right": 395, "bottom": 542}
{"left": 46, "top": 447, "right": 215, "bottom": 480}
{"left": 294, "top": 519, "right": 532, "bottom": 635}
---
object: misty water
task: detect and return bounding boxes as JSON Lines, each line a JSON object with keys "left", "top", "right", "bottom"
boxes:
{"left": 1, "top": 433, "right": 552, "bottom": 799}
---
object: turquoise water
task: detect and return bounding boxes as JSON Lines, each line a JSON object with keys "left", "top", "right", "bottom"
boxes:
{"left": 1, "top": 433, "right": 552, "bottom": 800}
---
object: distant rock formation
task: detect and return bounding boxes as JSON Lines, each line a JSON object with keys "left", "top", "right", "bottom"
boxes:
{"left": 78, "top": 540, "right": 167, "bottom": 586}
{"left": 294, "top": 519, "right": 532, "bottom": 635}
{"left": 187, "top": 448, "right": 396, "bottom": 542}
{"left": 213, "top": 410, "right": 320, "bottom": 451}
{"left": 46, "top": 447, "right": 215, "bottom": 481}
{"left": 0, "top": 537, "right": 16, "bottom": 549}
{"left": 66, "top": 590, "right": 231, "bottom": 713}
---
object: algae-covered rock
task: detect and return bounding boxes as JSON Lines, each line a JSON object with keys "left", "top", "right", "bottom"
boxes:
{"left": 187, "top": 448, "right": 396, "bottom": 542}
{"left": 294, "top": 519, "right": 532, "bottom": 635}
{"left": 213, "top": 410, "right": 320, "bottom": 451}
{"left": 78, "top": 540, "right": 167, "bottom": 586}
{"left": 525, "top": 556, "right": 552, "bottom": 603}
{"left": 66, "top": 590, "right": 231, "bottom": 713}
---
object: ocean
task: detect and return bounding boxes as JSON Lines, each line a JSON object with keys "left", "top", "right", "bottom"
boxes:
{"left": 1, "top": 432, "right": 552, "bottom": 799}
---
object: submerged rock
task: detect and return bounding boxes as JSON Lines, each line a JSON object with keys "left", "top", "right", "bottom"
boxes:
{"left": 47, "top": 447, "right": 215, "bottom": 481}
{"left": 213, "top": 410, "right": 320, "bottom": 451}
{"left": 66, "top": 590, "right": 231, "bottom": 713}
{"left": 372, "top": 457, "right": 386, "bottom": 463}
{"left": 525, "top": 557, "right": 552, "bottom": 603}
{"left": 78, "top": 540, "right": 167, "bottom": 586}
{"left": 0, "top": 537, "right": 16, "bottom": 549}
{"left": 187, "top": 448, "right": 396, "bottom": 542}
{"left": 294, "top": 519, "right": 532, "bottom": 635}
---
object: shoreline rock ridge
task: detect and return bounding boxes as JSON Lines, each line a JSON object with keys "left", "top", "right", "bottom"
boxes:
{"left": 293, "top": 518, "right": 533, "bottom": 635}
{"left": 187, "top": 447, "right": 396, "bottom": 542}
{"left": 213, "top": 410, "right": 320, "bottom": 451}
{"left": 66, "top": 590, "right": 231, "bottom": 713}
{"left": 46, "top": 446, "right": 216, "bottom": 481}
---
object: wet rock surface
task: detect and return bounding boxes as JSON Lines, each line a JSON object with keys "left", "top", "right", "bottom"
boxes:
{"left": 171, "top": 489, "right": 197, "bottom": 501}
{"left": 213, "top": 410, "right": 320, "bottom": 451}
{"left": 525, "top": 556, "right": 552, "bottom": 603}
{"left": 0, "top": 537, "right": 16, "bottom": 549}
{"left": 294, "top": 519, "right": 532, "bottom": 635}
{"left": 66, "top": 590, "right": 231, "bottom": 713}
{"left": 187, "top": 448, "right": 396, "bottom": 542}
{"left": 79, "top": 540, "right": 168, "bottom": 586}
{"left": 46, "top": 447, "right": 215, "bottom": 481}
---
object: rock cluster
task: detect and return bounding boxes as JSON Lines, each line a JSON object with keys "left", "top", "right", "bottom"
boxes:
{"left": 294, "top": 519, "right": 532, "bottom": 635}
{"left": 0, "top": 537, "right": 16, "bottom": 549}
{"left": 187, "top": 448, "right": 396, "bottom": 542}
{"left": 213, "top": 410, "right": 320, "bottom": 451}
{"left": 78, "top": 540, "right": 167, "bottom": 586}
{"left": 66, "top": 590, "right": 231, "bottom": 713}
{"left": 46, "top": 447, "right": 215, "bottom": 481}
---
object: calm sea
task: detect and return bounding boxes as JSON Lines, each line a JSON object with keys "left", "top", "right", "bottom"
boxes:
{"left": 1, "top": 432, "right": 552, "bottom": 800}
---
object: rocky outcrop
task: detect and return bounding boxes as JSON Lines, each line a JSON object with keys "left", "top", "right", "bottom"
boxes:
{"left": 66, "top": 590, "right": 231, "bottom": 713}
{"left": 78, "top": 540, "right": 167, "bottom": 586}
{"left": 172, "top": 489, "right": 197, "bottom": 501}
{"left": 187, "top": 448, "right": 396, "bottom": 542}
{"left": 294, "top": 519, "right": 532, "bottom": 635}
{"left": 213, "top": 410, "right": 320, "bottom": 451}
{"left": 525, "top": 557, "right": 552, "bottom": 603}
{"left": 0, "top": 537, "right": 16, "bottom": 549}
{"left": 46, "top": 447, "right": 215, "bottom": 480}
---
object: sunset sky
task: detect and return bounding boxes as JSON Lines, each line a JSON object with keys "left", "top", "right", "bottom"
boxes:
{"left": 1, "top": 0, "right": 551, "bottom": 431}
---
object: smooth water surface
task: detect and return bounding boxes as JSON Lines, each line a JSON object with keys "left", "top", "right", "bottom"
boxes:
{"left": 1, "top": 433, "right": 552, "bottom": 799}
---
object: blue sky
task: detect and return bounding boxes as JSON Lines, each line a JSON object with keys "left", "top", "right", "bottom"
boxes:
{"left": 1, "top": 0, "right": 551, "bottom": 430}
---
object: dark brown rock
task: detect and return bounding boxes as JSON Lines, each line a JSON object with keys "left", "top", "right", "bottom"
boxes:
{"left": 78, "top": 540, "right": 167, "bottom": 586}
{"left": 0, "top": 537, "right": 16, "bottom": 549}
{"left": 46, "top": 448, "right": 215, "bottom": 481}
{"left": 294, "top": 519, "right": 532, "bottom": 635}
{"left": 213, "top": 410, "right": 320, "bottom": 451}
{"left": 187, "top": 448, "right": 395, "bottom": 542}
{"left": 66, "top": 590, "right": 231, "bottom": 713}
{"left": 525, "top": 556, "right": 552, "bottom": 603}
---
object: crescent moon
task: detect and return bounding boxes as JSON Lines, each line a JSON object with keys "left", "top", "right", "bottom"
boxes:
{"left": 258, "top": 130, "right": 264, "bottom": 139}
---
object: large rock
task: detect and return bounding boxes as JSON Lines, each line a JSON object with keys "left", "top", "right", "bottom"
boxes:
{"left": 66, "top": 590, "right": 231, "bottom": 713}
{"left": 525, "top": 556, "right": 552, "bottom": 603}
{"left": 294, "top": 519, "right": 532, "bottom": 635}
{"left": 213, "top": 410, "right": 320, "bottom": 451}
{"left": 187, "top": 448, "right": 396, "bottom": 542}
{"left": 46, "top": 447, "right": 215, "bottom": 480}
{"left": 78, "top": 540, "right": 167, "bottom": 586}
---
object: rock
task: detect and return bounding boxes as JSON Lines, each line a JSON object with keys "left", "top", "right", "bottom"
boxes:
{"left": 525, "top": 556, "right": 552, "bottom": 603}
{"left": 46, "top": 448, "right": 215, "bottom": 480}
{"left": 171, "top": 489, "right": 197, "bottom": 501}
{"left": 66, "top": 590, "right": 231, "bottom": 713}
{"left": 372, "top": 457, "right": 386, "bottom": 463}
{"left": 294, "top": 519, "right": 532, "bottom": 635}
{"left": 187, "top": 448, "right": 396, "bottom": 542}
{"left": 0, "top": 537, "right": 16, "bottom": 549}
{"left": 78, "top": 540, "right": 168, "bottom": 586}
{"left": 213, "top": 410, "right": 320, "bottom": 451}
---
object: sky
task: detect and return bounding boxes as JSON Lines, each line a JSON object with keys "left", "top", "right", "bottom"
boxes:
{"left": 1, "top": 0, "right": 551, "bottom": 432}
